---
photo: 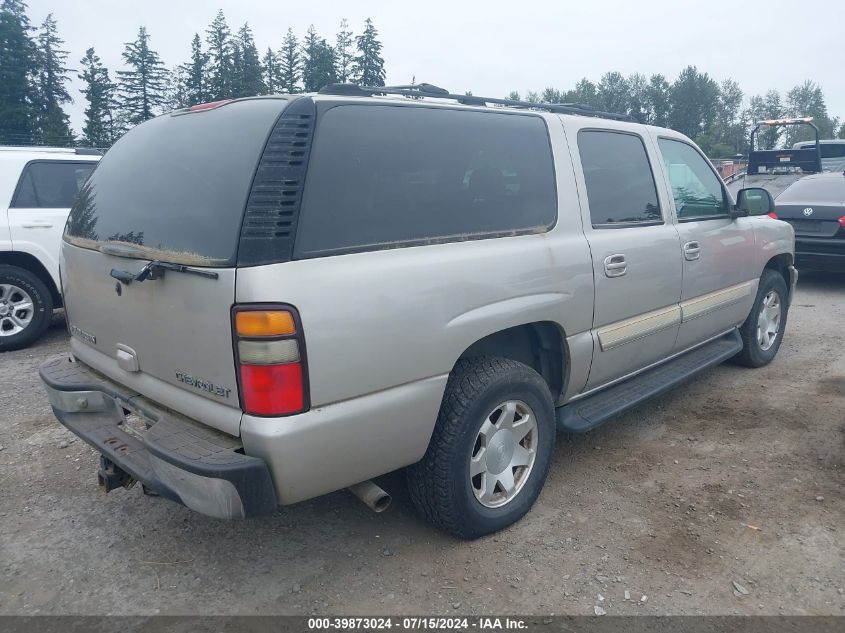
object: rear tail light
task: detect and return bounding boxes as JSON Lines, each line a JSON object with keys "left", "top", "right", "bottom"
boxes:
{"left": 233, "top": 305, "right": 308, "bottom": 416}
{"left": 838, "top": 216, "right": 845, "bottom": 229}
{"left": 767, "top": 212, "right": 778, "bottom": 219}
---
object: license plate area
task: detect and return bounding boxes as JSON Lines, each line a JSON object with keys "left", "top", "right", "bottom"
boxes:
{"left": 789, "top": 220, "right": 820, "bottom": 232}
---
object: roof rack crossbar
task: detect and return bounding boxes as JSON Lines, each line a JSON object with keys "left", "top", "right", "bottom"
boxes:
{"left": 318, "top": 83, "right": 635, "bottom": 122}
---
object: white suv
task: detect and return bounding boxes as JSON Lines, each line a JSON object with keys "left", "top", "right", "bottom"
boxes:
{"left": 1, "top": 147, "right": 100, "bottom": 350}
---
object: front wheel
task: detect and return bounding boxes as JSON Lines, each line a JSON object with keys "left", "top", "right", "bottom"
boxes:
{"left": 407, "top": 357, "right": 556, "bottom": 539}
{"left": 734, "top": 269, "right": 789, "bottom": 367}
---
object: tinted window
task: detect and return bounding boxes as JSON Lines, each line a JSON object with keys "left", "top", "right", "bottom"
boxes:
{"left": 658, "top": 138, "right": 729, "bottom": 219}
{"left": 799, "top": 143, "right": 845, "bottom": 159}
{"left": 12, "top": 161, "right": 96, "bottom": 208}
{"left": 294, "top": 105, "right": 556, "bottom": 257}
{"left": 65, "top": 99, "right": 288, "bottom": 266}
{"left": 577, "top": 130, "right": 661, "bottom": 226}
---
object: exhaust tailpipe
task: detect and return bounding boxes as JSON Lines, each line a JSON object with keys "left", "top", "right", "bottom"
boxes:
{"left": 347, "top": 480, "right": 392, "bottom": 513}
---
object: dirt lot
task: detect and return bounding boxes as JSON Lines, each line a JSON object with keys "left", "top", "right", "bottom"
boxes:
{"left": 0, "top": 273, "right": 842, "bottom": 616}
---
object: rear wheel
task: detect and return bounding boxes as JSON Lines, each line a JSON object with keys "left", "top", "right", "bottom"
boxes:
{"left": 734, "top": 269, "right": 789, "bottom": 367}
{"left": 407, "top": 357, "right": 556, "bottom": 539}
{"left": 0, "top": 265, "right": 53, "bottom": 352}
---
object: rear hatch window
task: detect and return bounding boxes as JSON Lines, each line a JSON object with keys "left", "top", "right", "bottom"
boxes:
{"left": 65, "top": 98, "right": 289, "bottom": 266}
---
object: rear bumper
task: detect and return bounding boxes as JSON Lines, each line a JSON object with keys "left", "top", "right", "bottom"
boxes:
{"left": 39, "top": 356, "right": 277, "bottom": 519}
{"left": 795, "top": 239, "right": 845, "bottom": 271}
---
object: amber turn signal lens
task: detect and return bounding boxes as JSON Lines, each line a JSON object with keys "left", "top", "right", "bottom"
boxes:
{"left": 235, "top": 310, "right": 296, "bottom": 337}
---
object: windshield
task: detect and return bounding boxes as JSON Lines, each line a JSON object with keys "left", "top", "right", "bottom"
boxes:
{"left": 65, "top": 98, "right": 288, "bottom": 266}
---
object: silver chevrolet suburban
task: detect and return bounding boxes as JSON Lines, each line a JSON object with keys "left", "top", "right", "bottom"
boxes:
{"left": 40, "top": 85, "right": 796, "bottom": 538}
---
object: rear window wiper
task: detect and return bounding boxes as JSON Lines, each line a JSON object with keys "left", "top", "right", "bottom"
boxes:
{"left": 110, "top": 261, "right": 219, "bottom": 285}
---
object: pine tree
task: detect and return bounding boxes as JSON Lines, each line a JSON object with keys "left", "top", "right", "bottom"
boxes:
{"left": 668, "top": 66, "right": 719, "bottom": 141}
{"left": 35, "top": 13, "right": 74, "bottom": 145}
{"left": 262, "top": 47, "right": 281, "bottom": 93}
{"left": 78, "top": 47, "right": 116, "bottom": 147}
{"left": 785, "top": 80, "right": 835, "bottom": 143}
{"left": 230, "top": 36, "right": 243, "bottom": 97}
{"left": 540, "top": 87, "right": 563, "bottom": 104}
{"left": 166, "top": 66, "right": 189, "bottom": 110}
{"left": 748, "top": 90, "right": 784, "bottom": 149}
{"left": 233, "top": 23, "right": 263, "bottom": 97}
{"left": 117, "top": 26, "right": 168, "bottom": 127}
{"left": 715, "top": 78, "right": 744, "bottom": 153}
{"left": 279, "top": 28, "right": 300, "bottom": 93}
{"left": 301, "top": 26, "right": 335, "bottom": 92}
{"left": 353, "top": 18, "right": 385, "bottom": 87}
{"left": 596, "top": 71, "right": 629, "bottom": 115}
{"left": 645, "top": 74, "right": 670, "bottom": 127}
{"left": 334, "top": 18, "right": 354, "bottom": 83}
{"left": 0, "top": 0, "right": 39, "bottom": 144}
{"left": 627, "top": 73, "right": 648, "bottom": 123}
{"left": 568, "top": 78, "right": 598, "bottom": 108}
{"left": 184, "top": 33, "right": 208, "bottom": 105}
{"left": 205, "top": 9, "right": 232, "bottom": 99}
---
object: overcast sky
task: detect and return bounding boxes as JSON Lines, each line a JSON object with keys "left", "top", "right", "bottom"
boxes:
{"left": 27, "top": 0, "right": 845, "bottom": 132}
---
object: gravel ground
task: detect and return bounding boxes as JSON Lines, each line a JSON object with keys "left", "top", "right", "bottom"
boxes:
{"left": 0, "top": 272, "right": 842, "bottom": 616}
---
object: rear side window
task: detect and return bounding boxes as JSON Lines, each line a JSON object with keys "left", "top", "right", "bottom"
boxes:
{"left": 294, "top": 105, "right": 557, "bottom": 257}
{"left": 657, "top": 138, "right": 729, "bottom": 220}
{"left": 577, "top": 130, "right": 661, "bottom": 227}
{"left": 12, "top": 161, "right": 96, "bottom": 208}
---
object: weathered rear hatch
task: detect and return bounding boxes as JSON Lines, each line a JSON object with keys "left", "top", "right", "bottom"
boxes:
{"left": 61, "top": 98, "right": 290, "bottom": 435}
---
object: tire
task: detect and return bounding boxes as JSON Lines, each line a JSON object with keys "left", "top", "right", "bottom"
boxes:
{"left": 734, "top": 269, "right": 789, "bottom": 368}
{"left": 407, "top": 357, "right": 556, "bottom": 539}
{"left": 0, "top": 265, "right": 54, "bottom": 352}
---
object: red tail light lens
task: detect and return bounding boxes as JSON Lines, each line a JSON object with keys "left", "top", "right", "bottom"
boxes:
{"left": 239, "top": 364, "right": 304, "bottom": 415}
{"left": 233, "top": 305, "right": 309, "bottom": 417}
{"left": 767, "top": 212, "right": 778, "bottom": 219}
{"left": 838, "top": 216, "right": 845, "bottom": 228}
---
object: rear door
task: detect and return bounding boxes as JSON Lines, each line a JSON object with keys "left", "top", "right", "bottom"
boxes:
{"left": 566, "top": 124, "right": 683, "bottom": 389}
{"left": 61, "top": 98, "right": 290, "bottom": 435}
{"left": 8, "top": 160, "right": 97, "bottom": 286}
{"left": 652, "top": 135, "right": 757, "bottom": 352}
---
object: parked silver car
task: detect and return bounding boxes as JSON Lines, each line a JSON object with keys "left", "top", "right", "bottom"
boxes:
{"left": 40, "top": 86, "right": 796, "bottom": 537}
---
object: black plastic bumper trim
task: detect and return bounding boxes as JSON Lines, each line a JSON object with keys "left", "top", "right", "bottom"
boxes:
{"left": 40, "top": 356, "right": 277, "bottom": 518}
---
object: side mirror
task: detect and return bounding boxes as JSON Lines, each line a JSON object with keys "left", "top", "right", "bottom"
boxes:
{"left": 735, "top": 187, "right": 774, "bottom": 217}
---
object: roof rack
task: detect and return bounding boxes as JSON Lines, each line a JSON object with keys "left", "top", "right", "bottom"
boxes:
{"left": 0, "top": 145, "right": 104, "bottom": 155}
{"left": 318, "top": 83, "right": 634, "bottom": 122}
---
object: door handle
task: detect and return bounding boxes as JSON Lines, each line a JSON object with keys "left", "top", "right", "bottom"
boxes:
{"left": 21, "top": 221, "right": 53, "bottom": 229}
{"left": 683, "top": 241, "right": 701, "bottom": 261}
{"left": 603, "top": 254, "right": 627, "bottom": 278}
